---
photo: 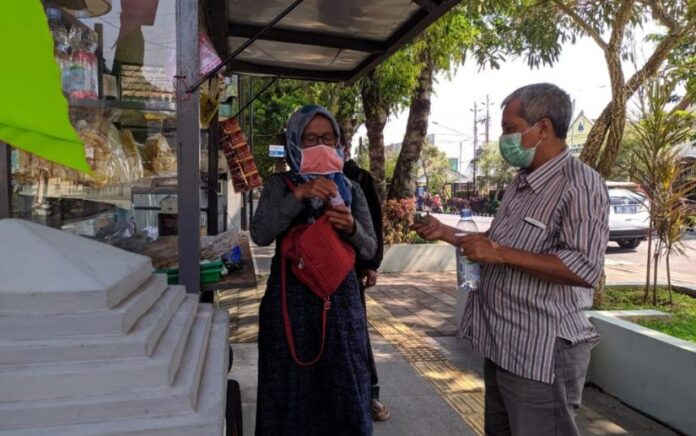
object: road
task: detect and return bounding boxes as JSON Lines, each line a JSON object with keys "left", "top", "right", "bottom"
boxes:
{"left": 433, "top": 213, "right": 696, "bottom": 280}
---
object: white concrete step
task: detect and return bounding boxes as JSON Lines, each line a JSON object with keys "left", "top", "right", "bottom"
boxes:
{"left": 0, "top": 219, "right": 152, "bottom": 315}
{"left": 0, "top": 288, "right": 190, "bottom": 403}
{"left": 0, "top": 309, "right": 229, "bottom": 436}
{"left": 0, "top": 275, "right": 168, "bottom": 341}
{"left": 0, "top": 287, "right": 194, "bottom": 367}
{"left": 0, "top": 305, "right": 221, "bottom": 432}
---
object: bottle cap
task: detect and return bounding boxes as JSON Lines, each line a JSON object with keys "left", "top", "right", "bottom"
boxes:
{"left": 460, "top": 208, "right": 472, "bottom": 218}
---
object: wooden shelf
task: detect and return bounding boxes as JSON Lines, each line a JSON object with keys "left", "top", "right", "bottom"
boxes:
{"left": 70, "top": 98, "right": 176, "bottom": 112}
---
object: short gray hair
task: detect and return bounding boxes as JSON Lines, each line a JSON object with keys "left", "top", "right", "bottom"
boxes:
{"left": 501, "top": 83, "right": 573, "bottom": 139}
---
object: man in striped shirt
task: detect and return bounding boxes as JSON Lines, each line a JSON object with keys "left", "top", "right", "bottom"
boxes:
{"left": 414, "top": 83, "right": 609, "bottom": 435}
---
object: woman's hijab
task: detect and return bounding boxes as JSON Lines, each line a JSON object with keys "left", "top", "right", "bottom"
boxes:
{"left": 285, "top": 104, "right": 353, "bottom": 207}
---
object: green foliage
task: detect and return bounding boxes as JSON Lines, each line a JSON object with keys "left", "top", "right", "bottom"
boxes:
{"left": 248, "top": 78, "right": 308, "bottom": 180}
{"left": 358, "top": 50, "right": 422, "bottom": 116}
{"left": 461, "top": 0, "right": 570, "bottom": 70}
{"left": 631, "top": 77, "right": 696, "bottom": 302}
{"left": 476, "top": 141, "right": 515, "bottom": 192}
{"left": 248, "top": 78, "right": 364, "bottom": 180}
{"left": 354, "top": 137, "right": 370, "bottom": 170}
{"left": 384, "top": 149, "right": 399, "bottom": 183}
{"left": 612, "top": 127, "right": 643, "bottom": 181}
{"left": 419, "top": 142, "right": 450, "bottom": 194}
{"left": 594, "top": 287, "right": 696, "bottom": 343}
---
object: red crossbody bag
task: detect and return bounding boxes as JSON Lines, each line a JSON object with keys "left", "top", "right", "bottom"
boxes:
{"left": 280, "top": 176, "right": 356, "bottom": 366}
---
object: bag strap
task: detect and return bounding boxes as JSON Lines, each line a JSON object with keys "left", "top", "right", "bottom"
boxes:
{"left": 280, "top": 241, "right": 331, "bottom": 367}
{"left": 281, "top": 174, "right": 297, "bottom": 192}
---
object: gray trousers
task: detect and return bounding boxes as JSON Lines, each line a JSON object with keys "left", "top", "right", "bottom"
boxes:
{"left": 484, "top": 338, "right": 592, "bottom": 436}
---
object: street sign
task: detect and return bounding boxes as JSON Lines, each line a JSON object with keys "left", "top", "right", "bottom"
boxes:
{"left": 268, "top": 145, "right": 285, "bottom": 158}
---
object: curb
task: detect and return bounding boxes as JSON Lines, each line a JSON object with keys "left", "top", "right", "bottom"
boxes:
{"left": 604, "top": 281, "right": 696, "bottom": 298}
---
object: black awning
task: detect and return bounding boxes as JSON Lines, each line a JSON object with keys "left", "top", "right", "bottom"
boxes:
{"left": 223, "top": 0, "right": 459, "bottom": 82}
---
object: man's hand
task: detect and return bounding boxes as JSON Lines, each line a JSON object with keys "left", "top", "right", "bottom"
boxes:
{"left": 325, "top": 204, "right": 356, "bottom": 234}
{"left": 411, "top": 215, "right": 445, "bottom": 241}
{"left": 458, "top": 234, "right": 506, "bottom": 264}
{"left": 293, "top": 178, "right": 338, "bottom": 201}
{"left": 364, "top": 269, "right": 378, "bottom": 288}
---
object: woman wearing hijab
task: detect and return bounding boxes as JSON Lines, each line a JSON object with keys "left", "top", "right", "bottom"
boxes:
{"left": 251, "top": 105, "right": 377, "bottom": 436}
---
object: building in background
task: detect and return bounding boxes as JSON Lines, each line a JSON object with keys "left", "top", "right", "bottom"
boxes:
{"left": 426, "top": 133, "right": 475, "bottom": 176}
{"left": 568, "top": 111, "right": 595, "bottom": 157}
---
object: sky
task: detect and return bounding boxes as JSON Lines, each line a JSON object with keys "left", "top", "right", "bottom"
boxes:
{"left": 353, "top": 25, "right": 661, "bottom": 172}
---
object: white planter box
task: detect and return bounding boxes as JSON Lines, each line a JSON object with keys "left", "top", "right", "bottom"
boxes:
{"left": 379, "top": 243, "right": 456, "bottom": 273}
{"left": 586, "top": 311, "right": 696, "bottom": 435}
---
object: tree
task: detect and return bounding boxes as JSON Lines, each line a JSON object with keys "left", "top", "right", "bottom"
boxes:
{"left": 612, "top": 126, "right": 644, "bottom": 180}
{"left": 477, "top": 141, "right": 515, "bottom": 193}
{"left": 360, "top": 51, "right": 421, "bottom": 199}
{"left": 304, "top": 82, "right": 363, "bottom": 148}
{"left": 631, "top": 78, "right": 696, "bottom": 304}
{"left": 419, "top": 142, "right": 450, "bottom": 194}
{"left": 388, "top": 0, "right": 568, "bottom": 199}
{"left": 384, "top": 148, "right": 400, "bottom": 185}
{"left": 388, "top": 9, "right": 475, "bottom": 199}
{"left": 538, "top": 0, "right": 696, "bottom": 177}
{"left": 249, "top": 78, "right": 308, "bottom": 180}
{"left": 354, "top": 136, "right": 370, "bottom": 170}
{"left": 250, "top": 79, "right": 364, "bottom": 180}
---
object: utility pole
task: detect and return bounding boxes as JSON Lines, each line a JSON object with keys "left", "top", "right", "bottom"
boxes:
{"left": 484, "top": 94, "right": 491, "bottom": 145}
{"left": 474, "top": 95, "right": 493, "bottom": 196}
{"left": 472, "top": 102, "right": 480, "bottom": 195}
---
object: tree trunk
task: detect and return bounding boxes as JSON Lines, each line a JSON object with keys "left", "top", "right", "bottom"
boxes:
{"left": 388, "top": 62, "right": 435, "bottom": 200}
{"left": 337, "top": 114, "right": 358, "bottom": 153}
{"left": 580, "top": 23, "right": 692, "bottom": 173}
{"left": 666, "top": 250, "right": 673, "bottom": 305}
{"left": 335, "top": 85, "right": 361, "bottom": 152}
{"left": 643, "top": 216, "right": 654, "bottom": 304}
{"left": 593, "top": 271, "right": 606, "bottom": 309}
{"left": 595, "top": 46, "right": 627, "bottom": 177}
{"left": 361, "top": 72, "right": 389, "bottom": 199}
{"left": 652, "top": 239, "right": 661, "bottom": 306}
{"left": 579, "top": 104, "right": 611, "bottom": 167}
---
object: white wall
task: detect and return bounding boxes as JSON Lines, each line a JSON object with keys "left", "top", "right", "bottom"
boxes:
{"left": 586, "top": 312, "right": 696, "bottom": 435}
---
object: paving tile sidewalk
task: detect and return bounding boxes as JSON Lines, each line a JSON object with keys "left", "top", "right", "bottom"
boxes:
{"left": 222, "top": 241, "right": 685, "bottom": 435}
{"left": 369, "top": 271, "right": 683, "bottom": 435}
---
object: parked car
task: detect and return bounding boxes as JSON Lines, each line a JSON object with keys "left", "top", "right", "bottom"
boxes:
{"left": 607, "top": 186, "right": 650, "bottom": 249}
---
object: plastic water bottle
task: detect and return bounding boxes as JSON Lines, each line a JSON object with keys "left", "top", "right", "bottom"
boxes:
{"left": 68, "top": 24, "right": 98, "bottom": 99}
{"left": 455, "top": 209, "right": 480, "bottom": 322}
{"left": 46, "top": 8, "right": 71, "bottom": 94}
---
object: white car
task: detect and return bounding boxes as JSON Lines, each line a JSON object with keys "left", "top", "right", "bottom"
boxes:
{"left": 607, "top": 185, "right": 650, "bottom": 249}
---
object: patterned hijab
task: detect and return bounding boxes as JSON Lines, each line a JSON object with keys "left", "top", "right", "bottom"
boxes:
{"left": 285, "top": 104, "right": 353, "bottom": 207}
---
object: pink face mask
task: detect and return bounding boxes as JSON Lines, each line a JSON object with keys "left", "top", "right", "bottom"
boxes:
{"left": 299, "top": 144, "right": 344, "bottom": 175}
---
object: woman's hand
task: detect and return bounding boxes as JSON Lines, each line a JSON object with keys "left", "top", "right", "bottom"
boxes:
{"left": 411, "top": 215, "right": 445, "bottom": 241}
{"left": 293, "top": 178, "right": 338, "bottom": 201}
{"left": 325, "top": 204, "right": 356, "bottom": 235}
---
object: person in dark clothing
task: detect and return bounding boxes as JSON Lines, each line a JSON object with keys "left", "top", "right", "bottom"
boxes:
{"left": 342, "top": 144, "right": 390, "bottom": 422}
{"left": 252, "top": 105, "right": 377, "bottom": 436}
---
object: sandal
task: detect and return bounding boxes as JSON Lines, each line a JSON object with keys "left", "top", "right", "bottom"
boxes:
{"left": 371, "top": 398, "right": 391, "bottom": 421}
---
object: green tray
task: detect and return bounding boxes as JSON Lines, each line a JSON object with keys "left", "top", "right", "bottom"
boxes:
{"left": 156, "top": 260, "right": 223, "bottom": 286}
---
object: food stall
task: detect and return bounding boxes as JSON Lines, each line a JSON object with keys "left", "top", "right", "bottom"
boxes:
{"left": 0, "top": 0, "right": 459, "bottom": 295}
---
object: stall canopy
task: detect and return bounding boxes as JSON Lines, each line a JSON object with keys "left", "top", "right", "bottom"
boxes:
{"left": 221, "top": 0, "right": 460, "bottom": 83}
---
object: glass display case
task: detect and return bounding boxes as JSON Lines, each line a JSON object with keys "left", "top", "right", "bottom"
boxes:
{"left": 5, "top": 1, "right": 234, "bottom": 292}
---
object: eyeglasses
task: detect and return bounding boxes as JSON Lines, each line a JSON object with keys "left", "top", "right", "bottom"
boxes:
{"left": 301, "top": 133, "right": 337, "bottom": 147}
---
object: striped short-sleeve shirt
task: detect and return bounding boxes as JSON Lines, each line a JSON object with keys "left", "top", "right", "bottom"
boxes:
{"left": 458, "top": 149, "right": 609, "bottom": 384}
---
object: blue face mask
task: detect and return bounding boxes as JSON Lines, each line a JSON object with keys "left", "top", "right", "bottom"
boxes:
{"left": 498, "top": 123, "right": 540, "bottom": 168}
